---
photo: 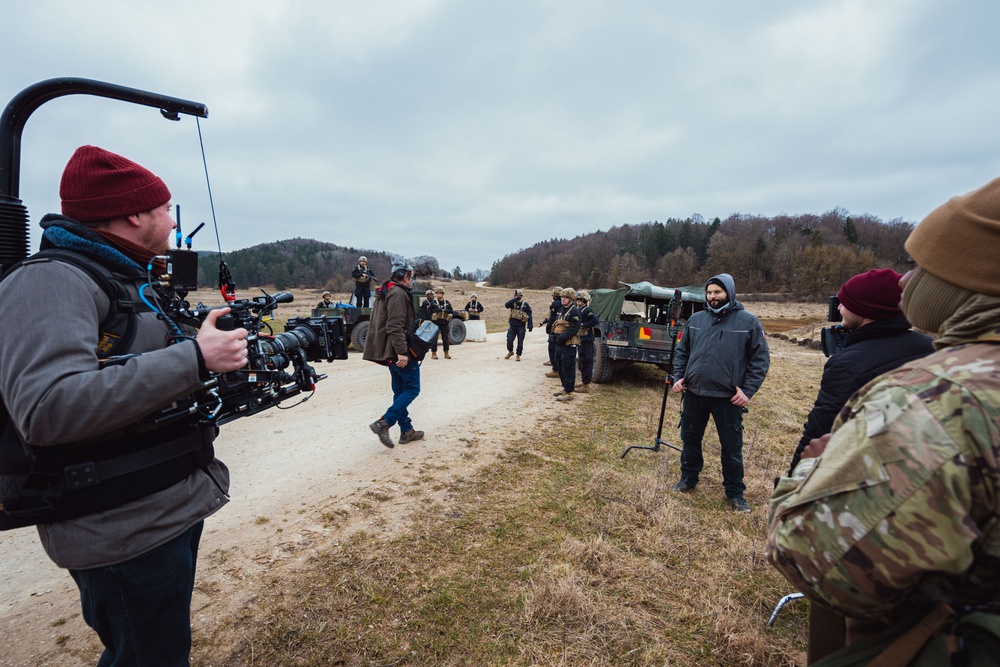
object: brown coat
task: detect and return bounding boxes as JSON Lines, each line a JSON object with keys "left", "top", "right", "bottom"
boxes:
{"left": 362, "top": 281, "right": 415, "bottom": 365}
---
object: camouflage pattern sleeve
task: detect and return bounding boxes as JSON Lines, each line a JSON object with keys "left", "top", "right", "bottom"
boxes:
{"left": 766, "top": 356, "right": 999, "bottom": 620}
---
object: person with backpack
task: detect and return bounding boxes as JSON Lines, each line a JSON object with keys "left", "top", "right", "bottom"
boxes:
{"left": 0, "top": 146, "right": 249, "bottom": 665}
{"left": 767, "top": 176, "right": 1000, "bottom": 665}
{"left": 363, "top": 256, "right": 424, "bottom": 448}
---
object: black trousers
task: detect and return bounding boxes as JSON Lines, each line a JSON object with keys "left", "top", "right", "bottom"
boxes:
{"left": 678, "top": 392, "right": 746, "bottom": 498}
{"left": 577, "top": 339, "right": 595, "bottom": 384}
{"left": 506, "top": 323, "right": 526, "bottom": 355}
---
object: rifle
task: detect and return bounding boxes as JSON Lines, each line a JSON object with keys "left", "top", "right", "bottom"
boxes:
{"left": 621, "top": 289, "right": 684, "bottom": 458}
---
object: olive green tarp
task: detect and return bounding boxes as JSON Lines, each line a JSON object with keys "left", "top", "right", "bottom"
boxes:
{"left": 589, "top": 282, "right": 706, "bottom": 321}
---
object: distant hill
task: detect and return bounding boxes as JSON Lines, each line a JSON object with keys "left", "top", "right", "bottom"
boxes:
{"left": 488, "top": 209, "right": 914, "bottom": 298}
{"left": 195, "top": 238, "right": 439, "bottom": 292}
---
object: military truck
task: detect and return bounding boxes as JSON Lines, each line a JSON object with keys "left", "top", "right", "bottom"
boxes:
{"left": 588, "top": 282, "right": 706, "bottom": 383}
{"left": 314, "top": 294, "right": 467, "bottom": 352}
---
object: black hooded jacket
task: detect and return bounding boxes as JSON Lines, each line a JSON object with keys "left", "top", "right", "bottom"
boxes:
{"left": 787, "top": 315, "right": 933, "bottom": 473}
{"left": 672, "top": 273, "right": 770, "bottom": 400}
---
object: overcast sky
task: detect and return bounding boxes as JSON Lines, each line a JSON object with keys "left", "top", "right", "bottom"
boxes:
{"left": 2, "top": 1, "right": 998, "bottom": 276}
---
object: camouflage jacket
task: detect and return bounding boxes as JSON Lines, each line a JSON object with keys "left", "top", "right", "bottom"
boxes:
{"left": 766, "top": 330, "right": 1000, "bottom": 623}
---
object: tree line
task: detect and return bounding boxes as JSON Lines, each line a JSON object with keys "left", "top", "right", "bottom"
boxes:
{"left": 194, "top": 238, "right": 445, "bottom": 293}
{"left": 488, "top": 209, "right": 914, "bottom": 298}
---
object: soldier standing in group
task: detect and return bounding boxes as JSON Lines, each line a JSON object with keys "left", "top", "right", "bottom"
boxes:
{"left": 420, "top": 289, "right": 434, "bottom": 321}
{"left": 504, "top": 289, "right": 533, "bottom": 361}
{"left": 552, "top": 288, "right": 582, "bottom": 401}
{"left": 429, "top": 287, "right": 454, "bottom": 359}
{"left": 575, "top": 290, "right": 600, "bottom": 394}
{"left": 465, "top": 293, "right": 484, "bottom": 320}
{"left": 352, "top": 255, "right": 376, "bottom": 308}
{"left": 543, "top": 286, "right": 563, "bottom": 376}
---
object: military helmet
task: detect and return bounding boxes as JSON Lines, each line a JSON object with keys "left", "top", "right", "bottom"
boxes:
{"left": 435, "top": 287, "right": 445, "bottom": 294}
{"left": 576, "top": 289, "right": 590, "bottom": 302}
{"left": 560, "top": 287, "right": 576, "bottom": 299}
{"left": 426, "top": 289, "right": 434, "bottom": 297}
{"left": 359, "top": 255, "right": 368, "bottom": 262}
{"left": 471, "top": 293, "right": 478, "bottom": 298}
{"left": 514, "top": 289, "right": 524, "bottom": 297}
{"left": 552, "top": 286, "right": 563, "bottom": 297}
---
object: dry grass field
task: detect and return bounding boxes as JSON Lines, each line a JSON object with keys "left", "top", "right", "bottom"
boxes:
{"left": 177, "top": 280, "right": 829, "bottom": 666}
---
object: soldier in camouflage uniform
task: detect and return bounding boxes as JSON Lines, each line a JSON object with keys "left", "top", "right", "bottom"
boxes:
{"left": 543, "top": 286, "right": 563, "bottom": 374}
{"left": 767, "top": 175, "right": 1000, "bottom": 660}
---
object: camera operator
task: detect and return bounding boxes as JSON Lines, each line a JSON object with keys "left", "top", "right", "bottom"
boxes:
{"left": 0, "top": 146, "right": 248, "bottom": 665}
{"left": 784, "top": 269, "right": 933, "bottom": 662}
{"left": 788, "top": 269, "right": 933, "bottom": 474}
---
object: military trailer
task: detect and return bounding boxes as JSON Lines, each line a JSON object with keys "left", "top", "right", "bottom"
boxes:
{"left": 588, "top": 281, "right": 706, "bottom": 383}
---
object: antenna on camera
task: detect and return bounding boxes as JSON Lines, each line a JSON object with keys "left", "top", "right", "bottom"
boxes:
{"left": 184, "top": 223, "right": 205, "bottom": 250}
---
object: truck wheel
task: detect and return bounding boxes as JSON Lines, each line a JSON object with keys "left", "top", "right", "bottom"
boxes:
{"left": 592, "top": 339, "right": 613, "bottom": 384}
{"left": 448, "top": 319, "right": 466, "bottom": 345}
{"left": 350, "top": 320, "right": 369, "bottom": 352}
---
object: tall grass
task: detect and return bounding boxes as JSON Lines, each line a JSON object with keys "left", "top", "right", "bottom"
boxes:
{"left": 196, "top": 339, "right": 821, "bottom": 666}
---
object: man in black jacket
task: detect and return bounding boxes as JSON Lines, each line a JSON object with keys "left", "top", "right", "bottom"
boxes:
{"left": 787, "top": 268, "right": 934, "bottom": 474}
{"left": 670, "top": 273, "right": 770, "bottom": 512}
{"left": 785, "top": 268, "right": 933, "bottom": 664}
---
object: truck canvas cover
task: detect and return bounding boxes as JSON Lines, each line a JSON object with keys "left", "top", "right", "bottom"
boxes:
{"left": 590, "top": 281, "right": 706, "bottom": 321}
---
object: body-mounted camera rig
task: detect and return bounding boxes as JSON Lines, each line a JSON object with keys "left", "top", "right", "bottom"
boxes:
{"left": 0, "top": 78, "right": 349, "bottom": 429}
{"left": 820, "top": 295, "right": 849, "bottom": 357}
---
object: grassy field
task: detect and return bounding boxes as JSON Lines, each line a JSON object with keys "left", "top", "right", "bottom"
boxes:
{"left": 195, "top": 330, "right": 824, "bottom": 666}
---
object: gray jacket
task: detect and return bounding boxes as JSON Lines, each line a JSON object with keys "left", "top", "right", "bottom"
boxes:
{"left": 0, "top": 234, "right": 229, "bottom": 569}
{"left": 672, "top": 273, "right": 770, "bottom": 399}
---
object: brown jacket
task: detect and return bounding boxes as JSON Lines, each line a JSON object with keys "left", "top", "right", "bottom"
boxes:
{"left": 362, "top": 281, "right": 415, "bottom": 365}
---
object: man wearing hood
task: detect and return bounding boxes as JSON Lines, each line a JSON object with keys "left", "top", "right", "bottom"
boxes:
{"left": 670, "top": 273, "right": 770, "bottom": 512}
{"left": 767, "top": 177, "right": 1000, "bottom": 660}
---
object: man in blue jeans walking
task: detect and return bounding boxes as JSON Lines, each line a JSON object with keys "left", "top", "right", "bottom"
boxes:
{"left": 364, "top": 256, "right": 425, "bottom": 447}
{"left": 669, "top": 273, "right": 770, "bottom": 512}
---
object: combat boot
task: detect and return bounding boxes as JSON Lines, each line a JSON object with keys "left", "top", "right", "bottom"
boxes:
{"left": 505, "top": 351, "right": 514, "bottom": 359}
{"left": 515, "top": 355, "right": 521, "bottom": 362}
{"left": 444, "top": 351, "right": 451, "bottom": 359}
{"left": 575, "top": 384, "right": 590, "bottom": 393}
{"left": 431, "top": 351, "right": 438, "bottom": 359}
{"left": 545, "top": 370, "right": 559, "bottom": 378}
{"left": 369, "top": 419, "right": 394, "bottom": 449}
{"left": 556, "top": 393, "right": 574, "bottom": 402}
{"left": 399, "top": 429, "right": 425, "bottom": 444}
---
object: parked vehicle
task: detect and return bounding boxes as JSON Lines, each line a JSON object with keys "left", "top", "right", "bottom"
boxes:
{"left": 588, "top": 282, "right": 706, "bottom": 383}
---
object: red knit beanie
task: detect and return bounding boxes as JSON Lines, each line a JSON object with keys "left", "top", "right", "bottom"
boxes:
{"left": 60, "top": 145, "right": 171, "bottom": 222}
{"left": 836, "top": 268, "right": 904, "bottom": 321}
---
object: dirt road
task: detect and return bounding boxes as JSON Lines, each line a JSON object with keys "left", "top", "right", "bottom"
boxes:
{"left": 1, "top": 328, "right": 563, "bottom": 666}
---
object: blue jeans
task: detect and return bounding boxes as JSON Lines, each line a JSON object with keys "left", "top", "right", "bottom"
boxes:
{"left": 385, "top": 361, "right": 421, "bottom": 431}
{"left": 69, "top": 521, "right": 204, "bottom": 667}
{"left": 678, "top": 392, "right": 746, "bottom": 498}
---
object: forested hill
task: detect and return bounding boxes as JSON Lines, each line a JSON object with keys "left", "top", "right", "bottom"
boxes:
{"left": 194, "top": 238, "right": 439, "bottom": 293}
{"left": 489, "top": 209, "right": 915, "bottom": 298}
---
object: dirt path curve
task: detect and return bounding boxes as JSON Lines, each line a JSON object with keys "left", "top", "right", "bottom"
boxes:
{"left": 1, "top": 328, "right": 565, "bottom": 666}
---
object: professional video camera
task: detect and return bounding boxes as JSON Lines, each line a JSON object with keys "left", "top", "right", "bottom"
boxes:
{"left": 819, "top": 295, "right": 849, "bottom": 357}
{"left": 141, "top": 248, "right": 349, "bottom": 427}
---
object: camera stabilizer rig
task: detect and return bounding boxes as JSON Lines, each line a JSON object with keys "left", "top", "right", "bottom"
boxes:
{"left": 139, "top": 247, "right": 349, "bottom": 427}
{"left": 0, "top": 78, "right": 349, "bottom": 429}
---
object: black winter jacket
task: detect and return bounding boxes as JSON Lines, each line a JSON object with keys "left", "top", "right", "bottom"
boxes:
{"left": 787, "top": 315, "right": 933, "bottom": 473}
{"left": 672, "top": 273, "right": 770, "bottom": 400}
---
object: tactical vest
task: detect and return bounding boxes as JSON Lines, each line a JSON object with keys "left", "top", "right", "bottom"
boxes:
{"left": 0, "top": 249, "right": 215, "bottom": 530}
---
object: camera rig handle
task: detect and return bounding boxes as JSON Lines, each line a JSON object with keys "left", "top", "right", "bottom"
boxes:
{"left": 0, "top": 77, "right": 208, "bottom": 273}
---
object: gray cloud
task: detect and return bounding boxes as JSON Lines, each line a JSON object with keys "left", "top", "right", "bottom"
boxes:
{"left": 3, "top": 0, "right": 999, "bottom": 275}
